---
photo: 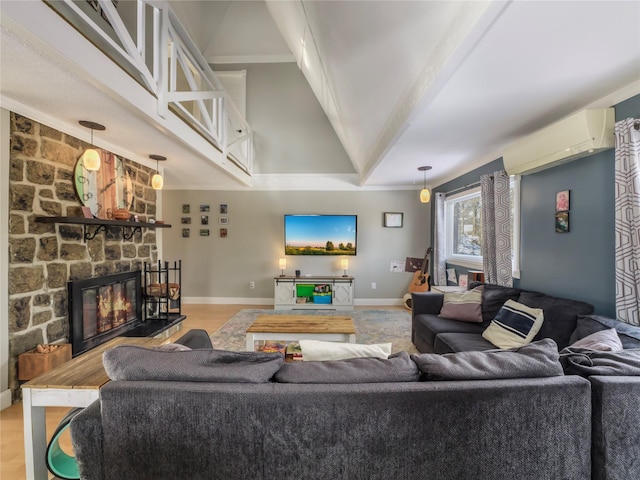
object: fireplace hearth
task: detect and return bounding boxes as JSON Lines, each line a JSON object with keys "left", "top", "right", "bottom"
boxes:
{"left": 68, "top": 270, "right": 183, "bottom": 356}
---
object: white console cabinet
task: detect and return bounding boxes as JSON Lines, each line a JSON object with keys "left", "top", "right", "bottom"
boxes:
{"left": 273, "top": 276, "right": 354, "bottom": 310}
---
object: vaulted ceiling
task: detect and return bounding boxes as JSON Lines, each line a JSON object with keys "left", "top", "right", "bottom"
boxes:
{"left": 2, "top": 1, "right": 639, "bottom": 191}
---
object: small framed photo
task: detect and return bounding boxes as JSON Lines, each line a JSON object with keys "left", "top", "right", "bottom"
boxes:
{"left": 383, "top": 212, "right": 403, "bottom": 228}
{"left": 201, "top": 215, "right": 209, "bottom": 225}
{"left": 199, "top": 204, "right": 210, "bottom": 212}
{"left": 182, "top": 204, "right": 190, "bottom": 214}
{"left": 556, "top": 190, "right": 570, "bottom": 212}
{"left": 200, "top": 229, "right": 210, "bottom": 237}
{"left": 182, "top": 228, "right": 190, "bottom": 238}
{"left": 220, "top": 204, "right": 228, "bottom": 214}
{"left": 181, "top": 217, "right": 191, "bottom": 224}
{"left": 219, "top": 216, "right": 229, "bottom": 225}
{"left": 220, "top": 228, "right": 228, "bottom": 238}
{"left": 556, "top": 212, "right": 569, "bottom": 233}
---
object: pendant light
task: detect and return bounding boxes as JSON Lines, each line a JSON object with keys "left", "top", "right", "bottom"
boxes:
{"left": 418, "top": 166, "right": 432, "bottom": 203}
{"left": 79, "top": 120, "right": 105, "bottom": 171}
{"left": 149, "top": 155, "right": 166, "bottom": 190}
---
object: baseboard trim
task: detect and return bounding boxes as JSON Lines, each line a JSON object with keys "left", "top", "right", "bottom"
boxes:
{"left": 182, "top": 297, "right": 403, "bottom": 307}
{"left": 0, "top": 389, "right": 12, "bottom": 410}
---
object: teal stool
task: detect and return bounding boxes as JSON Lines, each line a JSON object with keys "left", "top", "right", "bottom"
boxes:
{"left": 46, "top": 408, "right": 82, "bottom": 480}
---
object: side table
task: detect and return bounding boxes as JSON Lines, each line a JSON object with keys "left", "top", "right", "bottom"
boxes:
{"left": 22, "top": 336, "right": 166, "bottom": 480}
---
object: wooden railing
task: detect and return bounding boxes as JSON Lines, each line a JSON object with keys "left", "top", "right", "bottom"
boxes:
{"left": 45, "top": 0, "right": 253, "bottom": 173}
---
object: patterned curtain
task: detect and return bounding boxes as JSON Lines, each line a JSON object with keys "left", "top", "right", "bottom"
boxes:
{"left": 481, "top": 170, "right": 512, "bottom": 286}
{"left": 614, "top": 119, "right": 640, "bottom": 325}
{"left": 433, "top": 192, "right": 447, "bottom": 286}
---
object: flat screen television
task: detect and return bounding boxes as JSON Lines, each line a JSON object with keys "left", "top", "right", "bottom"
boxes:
{"left": 284, "top": 214, "right": 357, "bottom": 255}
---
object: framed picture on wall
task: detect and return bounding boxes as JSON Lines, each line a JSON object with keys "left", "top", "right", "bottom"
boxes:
{"left": 556, "top": 212, "right": 569, "bottom": 233}
{"left": 383, "top": 212, "right": 403, "bottom": 228}
{"left": 182, "top": 204, "right": 190, "bottom": 214}
{"left": 556, "top": 190, "right": 570, "bottom": 212}
{"left": 182, "top": 228, "right": 190, "bottom": 238}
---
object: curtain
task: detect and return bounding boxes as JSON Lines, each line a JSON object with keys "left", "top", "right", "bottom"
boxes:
{"left": 614, "top": 118, "right": 640, "bottom": 325}
{"left": 433, "top": 192, "right": 447, "bottom": 286}
{"left": 481, "top": 170, "right": 512, "bottom": 286}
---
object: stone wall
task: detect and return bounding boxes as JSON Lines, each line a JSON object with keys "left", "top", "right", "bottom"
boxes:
{"left": 8, "top": 113, "right": 159, "bottom": 402}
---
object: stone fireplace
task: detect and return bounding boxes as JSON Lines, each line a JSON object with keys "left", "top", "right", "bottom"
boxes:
{"left": 7, "top": 112, "right": 161, "bottom": 402}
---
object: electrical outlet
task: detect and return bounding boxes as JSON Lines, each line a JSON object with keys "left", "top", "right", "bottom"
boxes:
{"left": 249, "top": 281, "right": 255, "bottom": 289}
{"left": 371, "top": 282, "right": 376, "bottom": 289}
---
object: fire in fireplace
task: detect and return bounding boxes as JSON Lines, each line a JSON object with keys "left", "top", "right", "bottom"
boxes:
{"left": 69, "top": 271, "right": 143, "bottom": 356}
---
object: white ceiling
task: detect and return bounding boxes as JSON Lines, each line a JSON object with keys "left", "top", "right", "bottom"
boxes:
{"left": 2, "top": 0, "right": 639, "bottom": 191}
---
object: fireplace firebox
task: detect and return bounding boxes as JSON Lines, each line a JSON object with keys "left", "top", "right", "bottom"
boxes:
{"left": 68, "top": 271, "right": 143, "bottom": 356}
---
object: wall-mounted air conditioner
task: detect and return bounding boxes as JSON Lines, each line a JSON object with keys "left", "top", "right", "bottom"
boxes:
{"left": 503, "top": 108, "right": 615, "bottom": 175}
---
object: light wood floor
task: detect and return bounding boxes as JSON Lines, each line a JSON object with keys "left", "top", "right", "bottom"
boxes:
{"left": 0, "top": 303, "right": 403, "bottom": 480}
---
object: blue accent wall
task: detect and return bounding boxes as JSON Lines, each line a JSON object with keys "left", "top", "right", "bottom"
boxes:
{"left": 434, "top": 94, "right": 640, "bottom": 316}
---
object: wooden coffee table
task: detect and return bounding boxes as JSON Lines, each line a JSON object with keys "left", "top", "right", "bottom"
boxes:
{"left": 245, "top": 314, "right": 356, "bottom": 351}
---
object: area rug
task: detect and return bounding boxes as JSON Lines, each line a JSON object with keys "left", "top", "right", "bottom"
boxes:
{"left": 210, "top": 309, "right": 418, "bottom": 354}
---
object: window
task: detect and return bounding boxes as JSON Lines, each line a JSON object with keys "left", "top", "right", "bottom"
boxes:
{"left": 445, "top": 187, "right": 483, "bottom": 269}
{"left": 444, "top": 177, "right": 521, "bottom": 276}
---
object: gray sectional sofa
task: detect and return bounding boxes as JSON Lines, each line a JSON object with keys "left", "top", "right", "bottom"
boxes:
{"left": 69, "top": 331, "right": 593, "bottom": 480}
{"left": 411, "top": 284, "right": 595, "bottom": 353}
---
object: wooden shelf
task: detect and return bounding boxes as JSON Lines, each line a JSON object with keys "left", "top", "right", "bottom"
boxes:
{"left": 35, "top": 216, "right": 171, "bottom": 241}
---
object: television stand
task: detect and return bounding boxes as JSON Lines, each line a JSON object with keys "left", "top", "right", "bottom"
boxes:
{"left": 274, "top": 276, "right": 354, "bottom": 310}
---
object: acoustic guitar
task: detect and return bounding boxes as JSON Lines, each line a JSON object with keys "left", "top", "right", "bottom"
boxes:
{"left": 408, "top": 247, "right": 433, "bottom": 293}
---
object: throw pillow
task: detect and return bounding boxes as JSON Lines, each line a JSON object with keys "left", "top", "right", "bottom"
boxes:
{"left": 274, "top": 352, "right": 419, "bottom": 383}
{"left": 569, "top": 328, "right": 623, "bottom": 352}
{"left": 570, "top": 315, "right": 640, "bottom": 349}
{"left": 411, "top": 338, "right": 563, "bottom": 380}
{"left": 103, "top": 346, "right": 283, "bottom": 383}
{"left": 299, "top": 340, "right": 391, "bottom": 361}
{"left": 438, "top": 286, "right": 484, "bottom": 323}
{"left": 482, "top": 299, "right": 544, "bottom": 349}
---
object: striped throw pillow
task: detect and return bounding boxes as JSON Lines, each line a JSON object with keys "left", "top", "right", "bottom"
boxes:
{"left": 482, "top": 299, "right": 544, "bottom": 349}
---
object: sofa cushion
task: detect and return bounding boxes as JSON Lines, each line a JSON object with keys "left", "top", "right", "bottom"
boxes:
{"left": 274, "top": 352, "right": 419, "bottom": 383}
{"left": 481, "top": 284, "right": 522, "bottom": 324}
{"left": 299, "top": 340, "right": 391, "bottom": 361}
{"left": 411, "top": 339, "right": 563, "bottom": 381}
{"left": 434, "top": 333, "right": 497, "bottom": 354}
{"left": 482, "top": 300, "right": 544, "bottom": 349}
{"left": 518, "top": 291, "right": 594, "bottom": 349}
{"left": 413, "top": 314, "right": 486, "bottom": 347}
{"left": 570, "top": 328, "right": 623, "bottom": 352}
{"left": 438, "top": 287, "right": 483, "bottom": 323}
{"left": 103, "top": 346, "right": 283, "bottom": 383}
{"left": 570, "top": 314, "right": 640, "bottom": 349}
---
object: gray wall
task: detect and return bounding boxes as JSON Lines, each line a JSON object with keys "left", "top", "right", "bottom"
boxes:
{"left": 214, "top": 63, "right": 354, "bottom": 175}
{"left": 162, "top": 189, "right": 430, "bottom": 303}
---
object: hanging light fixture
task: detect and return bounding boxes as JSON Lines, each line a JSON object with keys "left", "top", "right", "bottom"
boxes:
{"left": 418, "top": 166, "right": 432, "bottom": 203}
{"left": 149, "top": 154, "right": 166, "bottom": 190}
{"left": 79, "top": 120, "right": 105, "bottom": 171}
